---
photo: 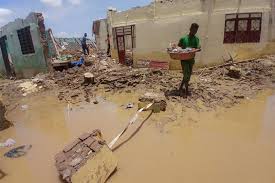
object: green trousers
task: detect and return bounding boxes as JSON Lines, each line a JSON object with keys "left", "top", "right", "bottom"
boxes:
{"left": 181, "top": 60, "right": 195, "bottom": 83}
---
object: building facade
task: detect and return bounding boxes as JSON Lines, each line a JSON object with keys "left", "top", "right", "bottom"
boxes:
{"left": 0, "top": 12, "right": 49, "bottom": 78}
{"left": 96, "top": 0, "right": 275, "bottom": 69}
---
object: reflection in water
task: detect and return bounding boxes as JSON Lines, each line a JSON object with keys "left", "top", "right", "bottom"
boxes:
{"left": 0, "top": 91, "right": 275, "bottom": 183}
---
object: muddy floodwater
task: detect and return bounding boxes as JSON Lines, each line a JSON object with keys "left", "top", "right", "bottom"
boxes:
{"left": 1, "top": 90, "right": 275, "bottom": 183}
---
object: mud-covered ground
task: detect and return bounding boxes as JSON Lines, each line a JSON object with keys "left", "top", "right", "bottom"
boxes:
{"left": 1, "top": 54, "right": 275, "bottom": 183}
{"left": 1, "top": 55, "right": 275, "bottom": 112}
{"left": 0, "top": 100, "right": 11, "bottom": 131}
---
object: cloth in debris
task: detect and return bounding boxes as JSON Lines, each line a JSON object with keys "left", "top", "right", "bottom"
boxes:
{"left": 4, "top": 145, "right": 32, "bottom": 158}
{"left": 0, "top": 138, "right": 16, "bottom": 148}
{"left": 70, "top": 57, "right": 84, "bottom": 67}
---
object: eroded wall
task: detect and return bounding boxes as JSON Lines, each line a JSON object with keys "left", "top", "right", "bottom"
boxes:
{"left": 0, "top": 13, "right": 47, "bottom": 78}
{"left": 95, "top": 19, "right": 108, "bottom": 52}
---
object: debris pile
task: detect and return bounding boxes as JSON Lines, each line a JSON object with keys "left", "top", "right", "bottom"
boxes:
{"left": 227, "top": 66, "right": 242, "bottom": 79}
{"left": 55, "top": 130, "right": 117, "bottom": 183}
{"left": 1, "top": 54, "right": 275, "bottom": 111}
{"left": 138, "top": 92, "right": 167, "bottom": 113}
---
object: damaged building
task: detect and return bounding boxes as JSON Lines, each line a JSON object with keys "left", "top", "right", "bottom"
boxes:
{"left": 93, "top": 19, "right": 109, "bottom": 53}
{"left": 0, "top": 12, "right": 54, "bottom": 78}
{"left": 94, "top": 0, "right": 275, "bottom": 69}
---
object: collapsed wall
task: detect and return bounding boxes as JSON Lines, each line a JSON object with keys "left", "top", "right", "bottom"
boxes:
{"left": 0, "top": 101, "right": 11, "bottom": 131}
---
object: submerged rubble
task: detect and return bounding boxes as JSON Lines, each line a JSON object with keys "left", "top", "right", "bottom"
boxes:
{"left": 55, "top": 130, "right": 117, "bottom": 183}
{"left": 51, "top": 54, "right": 275, "bottom": 111}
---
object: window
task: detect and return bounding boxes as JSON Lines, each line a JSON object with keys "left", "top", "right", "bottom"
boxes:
{"left": 17, "top": 26, "right": 35, "bottom": 54}
{"left": 224, "top": 13, "right": 262, "bottom": 44}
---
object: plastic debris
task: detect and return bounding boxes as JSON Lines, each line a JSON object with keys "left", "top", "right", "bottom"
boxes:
{"left": 4, "top": 145, "right": 32, "bottom": 158}
{"left": 126, "top": 103, "right": 134, "bottom": 109}
{"left": 21, "top": 105, "right": 29, "bottom": 111}
{"left": 70, "top": 57, "right": 84, "bottom": 67}
{"left": 0, "top": 138, "right": 16, "bottom": 148}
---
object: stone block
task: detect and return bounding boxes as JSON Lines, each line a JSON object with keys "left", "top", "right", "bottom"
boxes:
{"left": 138, "top": 92, "right": 167, "bottom": 113}
{"left": 71, "top": 145, "right": 118, "bottom": 183}
{"left": 83, "top": 137, "right": 96, "bottom": 147}
{"left": 63, "top": 139, "right": 81, "bottom": 153}
{"left": 79, "top": 132, "right": 91, "bottom": 141}
{"left": 55, "top": 130, "right": 117, "bottom": 183}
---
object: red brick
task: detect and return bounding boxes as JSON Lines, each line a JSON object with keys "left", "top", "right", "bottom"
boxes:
{"left": 78, "top": 132, "right": 91, "bottom": 141}
{"left": 83, "top": 137, "right": 96, "bottom": 147}
{"left": 63, "top": 139, "right": 81, "bottom": 153}
{"left": 64, "top": 148, "right": 75, "bottom": 159}
{"left": 56, "top": 162, "right": 68, "bottom": 171}
{"left": 80, "top": 146, "right": 91, "bottom": 158}
{"left": 90, "top": 141, "right": 102, "bottom": 152}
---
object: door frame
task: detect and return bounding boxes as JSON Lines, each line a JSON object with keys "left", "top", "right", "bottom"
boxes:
{"left": 113, "top": 25, "right": 135, "bottom": 65}
{"left": 0, "top": 36, "right": 12, "bottom": 77}
{"left": 116, "top": 35, "right": 126, "bottom": 65}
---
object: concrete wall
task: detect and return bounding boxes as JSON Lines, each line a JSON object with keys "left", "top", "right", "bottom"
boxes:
{"left": 107, "top": 0, "right": 275, "bottom": 70}
{"left": 95, "top": 19, "right": 108, "bottom": 53}
{"left": 0, "top": 13, "right": 47, "bottom": 78}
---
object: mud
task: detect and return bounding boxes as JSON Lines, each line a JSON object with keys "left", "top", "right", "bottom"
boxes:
{"left": 0, "top": 100, "right": 12, "bottom": 131}
{"left": 0, "top": 53, "right": 275, "bottom": 182}
{"left": 1, "top": 55, "right": 274, "bottom": 112}
{"left": 0, "top": 89, "right": 275, "bottom": 183}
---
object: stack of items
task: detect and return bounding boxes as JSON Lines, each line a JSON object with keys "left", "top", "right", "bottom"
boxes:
{"left": 167, "top": 43, "right": 196, "bottom": 60}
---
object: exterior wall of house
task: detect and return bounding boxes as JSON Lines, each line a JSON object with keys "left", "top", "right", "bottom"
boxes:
{"left": 94, "top": 19, "right": 108, "bottom": 53}
{"left": 107, "top": 0, "right": 275, "bottom": 70}
{"left": 0, "top": 13, "right": 47, "bottom": 78}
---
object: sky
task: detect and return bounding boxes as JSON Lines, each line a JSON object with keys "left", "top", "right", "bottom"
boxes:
{"left": 0, "top": 0, "right": 152, "bottom": 38}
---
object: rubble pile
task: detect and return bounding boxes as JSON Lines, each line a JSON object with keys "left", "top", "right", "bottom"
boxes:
{"left": 1, "top": 54, "right": 274, "bottom": 111}
{"left": 165, "top": 57, "right": 275, "bottom": 110}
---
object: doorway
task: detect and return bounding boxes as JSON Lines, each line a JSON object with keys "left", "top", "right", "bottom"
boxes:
{"left": 113, "top": 25, "right": 135, "bottom": 66}
{"left": 0, "top": 36, "right": 12, "bottom": 77}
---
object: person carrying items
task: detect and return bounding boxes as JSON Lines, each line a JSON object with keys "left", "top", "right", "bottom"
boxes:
{"left": 178, "top": 23, "right": 201, "bottom": 97}
{"left": 81, "top": 33, "right": 89, "bottom": 55}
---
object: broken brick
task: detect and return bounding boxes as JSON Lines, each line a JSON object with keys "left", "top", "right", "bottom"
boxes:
{"left": 55, "top": 152, "right": 66, "bottom": 164}
{"left": 90, "top": 141, "right": 102, "bottom": 152}
{"left": 69, "top": 157, "right": 83, "bottom": 167}
{"left": 63, "top": 139, "right": 81, "bottom": 153}
{"left": 78, "top": 132, "right": 91, "bottom": 141}
{"left": 56, "top": 162, "right": 68, "bottom": 171}
{"left": 80, "top": 147, "right": 91, "bottom": 158}
{"left": 83, "top": 137, "right": 96, "bottom": 147}
{"left": 55, "top": 130, "right": 117, "bottom": 183}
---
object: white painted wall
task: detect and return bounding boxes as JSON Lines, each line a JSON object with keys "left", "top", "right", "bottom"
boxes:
{"left": 106, "top": 0, "right": 275, "bottom": 69}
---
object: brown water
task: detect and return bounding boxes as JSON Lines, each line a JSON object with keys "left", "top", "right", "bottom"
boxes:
{"left": 0, "top": 90, "right": 275, "bottom": 183}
